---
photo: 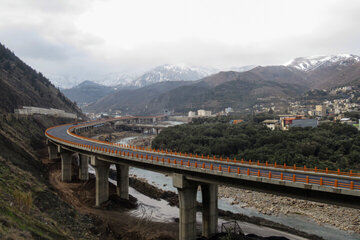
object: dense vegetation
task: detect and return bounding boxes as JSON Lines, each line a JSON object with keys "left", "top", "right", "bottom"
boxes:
{"left": 152, "top": 119, "right": 360, "bottom": 171}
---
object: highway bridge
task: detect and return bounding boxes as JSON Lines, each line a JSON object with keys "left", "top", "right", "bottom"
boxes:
{"left": 46, "top": 116, "right": 360, "bottom": 240}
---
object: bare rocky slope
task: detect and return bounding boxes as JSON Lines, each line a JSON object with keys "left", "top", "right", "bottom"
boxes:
{"left": 0, "top": 43, "right": 101, "bottom": 239}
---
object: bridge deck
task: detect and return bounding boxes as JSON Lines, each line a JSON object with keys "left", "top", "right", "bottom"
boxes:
{"left": 46, "top": 119, "right": 360, "bottom": 195}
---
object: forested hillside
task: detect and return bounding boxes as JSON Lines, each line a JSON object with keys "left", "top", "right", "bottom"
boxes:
{"left": 152, "top": 120, "right": 360, "bottom": 171}
{"left": 0, "top": 43, "right": 82, "bottom": 115}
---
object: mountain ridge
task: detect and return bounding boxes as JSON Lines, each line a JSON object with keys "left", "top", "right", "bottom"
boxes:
{"left": 285, "top": 54, "right": 360, "bottom": 72}
{"left": 50, "top": 64, "right": 256, "bottom": 89}
{"left": 62, "top": 80, "right": 115, "bottom": 107}
{"left": 86, "top": 66, "right": 307, "bottom": 114}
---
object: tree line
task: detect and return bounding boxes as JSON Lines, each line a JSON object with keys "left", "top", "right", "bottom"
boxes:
{"left": 152, "top": 119, "right": 360, "bottom": 171}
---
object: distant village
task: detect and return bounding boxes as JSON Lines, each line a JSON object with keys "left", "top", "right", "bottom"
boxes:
{"left": 84, "top": 85, "right": 360, "bottom": 131}
{"left": 187, "top": 86, "right": 360, "bottom": 131}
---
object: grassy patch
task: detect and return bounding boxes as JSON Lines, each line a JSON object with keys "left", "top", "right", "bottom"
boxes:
{"left": 0, "top": 199, "right": 68, "bottom": 240}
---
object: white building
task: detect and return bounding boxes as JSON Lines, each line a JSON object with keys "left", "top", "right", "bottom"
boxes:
{"left": 225, "top": 107, "right": 233, "bottom": 114}
{"left": 188, "top": 111, "right": 196, "bottom": 117}
{"left": 15, "top": 106, "right": 77, "bottom": 119}
{"left": 262, "top": 119, "right": 279, "bottom": 130}
{"left": 198, "top": 109, "right": 212, "bottom": 117}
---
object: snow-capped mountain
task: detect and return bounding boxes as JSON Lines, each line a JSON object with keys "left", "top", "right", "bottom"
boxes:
{"left": 47, "top": 71, "right": 141, "bottom": 89}
{"left": 93, "top": 72, "right": 142, "bottom": 87}
{"left": 227, "top": 65, "right": 257, "bottom": 73}
{"left": 285, "top": 54, "right": 360, "bottom": 72}
{"left": 47, "top": 75, "right": 84, "bottom": 89}
{"left": 132, "top": 64, "right": 218, "bottom": 87}
{"left": 47, "top": 64, "right": 257, "bottom": 89}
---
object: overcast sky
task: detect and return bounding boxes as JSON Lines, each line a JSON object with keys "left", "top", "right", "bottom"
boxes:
{"left": 1, "top": 0, "right": 360, "bottom": 80}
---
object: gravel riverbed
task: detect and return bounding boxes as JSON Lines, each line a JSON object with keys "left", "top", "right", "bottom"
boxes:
{"left": 218, "top": 186, "right": 360, "bottom": 233}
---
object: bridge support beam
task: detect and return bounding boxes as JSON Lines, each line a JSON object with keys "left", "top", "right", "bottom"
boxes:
{"left": 61, "top": 151, "right": 72, "bottom": 182}
{"left": 201, "top": 184, "right": 218, "bottom": 238}
{"left": 47, "top": 142, "right": 58, "bottom": 160}
{"left": 173, "top": 173, "right": 198, "bottom": 240}
{"left": 91, "top": 157, "right": 110, "bottom": 206}
{"left": 79, "top": 154, "right": 89, "bottom": 181}
{"left": 116, "top": 164, "right": 129, "bottom": 200}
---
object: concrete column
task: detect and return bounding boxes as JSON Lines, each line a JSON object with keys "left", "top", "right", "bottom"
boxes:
{"left": 47, "top": 143, "right": 58, "bottom": 160}
{"left": 61, "top": 151, "right": 72, "bottom": 182}
{"left": 90, "top": 156, "right": 110, "bottom": 206}
{"left": 116, "top": 164, "right": 129, "bottom": 200}
{"left": 201, "top": 184, "right": 218, "bottom": 237}
{"left": 173, "top": 173, "right": 198, "bottom": 240}
{"left": 79, "top": 154, "right": 89, "bottom": 181}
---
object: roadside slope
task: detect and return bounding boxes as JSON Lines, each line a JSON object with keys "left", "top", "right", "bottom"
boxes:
{"left": 0, "top": 43, "right": 97, "bottom": 239}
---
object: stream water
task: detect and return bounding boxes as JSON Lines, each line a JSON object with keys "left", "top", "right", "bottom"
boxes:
{"left": 110, "top": 135, "right": 360, "bottom": 240}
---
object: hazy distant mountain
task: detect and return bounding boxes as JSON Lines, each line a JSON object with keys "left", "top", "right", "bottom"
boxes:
{"left": 47, "top": 64, "right": 212, "bottom": 89}
{"left": 147, "top": 66, "right": 307, "bottom": 114}
{"left": 131, "top": 64, "right": 217, "bottom": 87}
{"left": 95, "top": 72, "right": 142, "bottom": 87}
{"left": 62, "top": 81, "right": 116, "bottom": 106}
{"left": 202, "top": 66, "right": 306, "bottom": 87}
{"left": 47, "top": 71, "right": 141, "bottom": 89}
{"left": 47, "top": 75, "right": 84, "bottom": 89}
{"left": 47, "top": 64, "right": 256, "bottom": 89}
{"left": 227, "top": 65, "right": 257, "bottom": 73}
{"left": 84, "top": 81, "right": 193, "bottom": 114}
{"left": 86, "top": 66, "right": 307, "bottom": 114}
{"left": 285, "top": 54, "right": 360, "bottom": 72}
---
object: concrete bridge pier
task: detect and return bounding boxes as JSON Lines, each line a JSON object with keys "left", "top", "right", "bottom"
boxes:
{"left": 60, "top": 150, "right": 73, "bottom": 182}
{"left": 173, "top": 174, "right": 198, "bottom": 240}
{"left": 116, "top": 164, "right": 129, "bottom": 200}
{"left": 47, "top": 142, "right": 58, "bottom": 160}
{"left": 91, "top": 156, "right": 110, "bottom": 206}
{"left": 201, "top": 184, "right": 218, "bottom": 238}
{"left": 79, "top": 154, "right": 89, "bottom": 181}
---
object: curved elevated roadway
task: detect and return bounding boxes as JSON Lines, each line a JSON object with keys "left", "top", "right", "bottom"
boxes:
{"left": 46, "top": 116, "right": 360, "bottom": 240}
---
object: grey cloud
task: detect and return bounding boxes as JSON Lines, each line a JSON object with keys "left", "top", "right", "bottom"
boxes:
{"left": 1, "top": 0, "right": 360, "bottom": 80}
{"left": 0, "top": 28, "right": 73, "bottom": 61}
